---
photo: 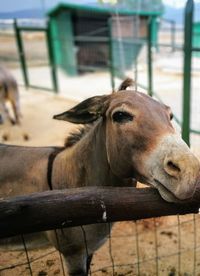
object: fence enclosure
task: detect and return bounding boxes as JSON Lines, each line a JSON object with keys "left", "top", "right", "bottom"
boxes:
{"left": 0, "top": 0, "right": 199, "bottom": 146}
{"left": 0, "top": 0, "right": 200, "bottom": 275}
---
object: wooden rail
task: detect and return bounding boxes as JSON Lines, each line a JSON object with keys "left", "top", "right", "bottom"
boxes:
{"left": 0, "top": 183, "right": 200, "bottom": 239}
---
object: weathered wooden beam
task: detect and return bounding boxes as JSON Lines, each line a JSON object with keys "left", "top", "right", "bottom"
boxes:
{"left": 0, "top": 185, "right": 200, "bottom": 239}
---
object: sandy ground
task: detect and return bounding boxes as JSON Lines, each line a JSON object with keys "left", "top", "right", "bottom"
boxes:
{"left": 0, "top": 88, "right": 200, "bottom": 276}
{"left": 0, "top": 88, "right": 77, "bottom": 147}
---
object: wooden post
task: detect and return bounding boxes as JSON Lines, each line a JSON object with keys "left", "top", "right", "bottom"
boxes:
{"left": 0, "top": 183, "right": 200, "bottom": 239}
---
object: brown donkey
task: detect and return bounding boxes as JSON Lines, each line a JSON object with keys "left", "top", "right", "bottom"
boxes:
{"left": 0, "top": 65, "right": 21, "bottom": 125}
{"left": 0, "top": 79, "right": 199, "bottom": 275}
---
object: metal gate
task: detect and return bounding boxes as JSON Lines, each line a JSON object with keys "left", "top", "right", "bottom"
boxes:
{"left": 14, "top": 19, "right": 58, "bottom": 93}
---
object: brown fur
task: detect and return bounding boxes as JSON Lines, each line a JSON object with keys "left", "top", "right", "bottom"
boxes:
{"left": 0, "top": 65, "right": 21, "bottom": 124}
{"left": 64, "top": 125, "right": 92, "bottom": 148}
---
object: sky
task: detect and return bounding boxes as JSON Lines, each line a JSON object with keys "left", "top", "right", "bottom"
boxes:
{"left": 0, "top": 0, "right": 93, "bottom": 12}
{"left": 0, "top": 0, "right": 200, "bottom": 12}
{"left": 163, "top": 0, "right": 186, "bottom": 8}
{"left": 163, "top": 0, "right": 200, "bottom": 8}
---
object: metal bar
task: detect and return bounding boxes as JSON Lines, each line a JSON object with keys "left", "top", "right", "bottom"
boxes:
{"left": 171, "top": 20, "right": 176, "bottom": 52}
{"left": 182, "top": 0, "right": 194, "bottom": 146}
{"left": 74, "top": 36, "right": 145, "bottom": 45}
{"left": 74, "top": 36, "right": 109, "bottom": 43}
{"left": 48, "top": 2, "right": 162, "bottom": 17}
{"left": 192, "top": 47, "right": 200, "bottom": 52}
{"left": 13, "top": 19, "right": 29, "bottom": 87}
{"left": 80, "top": 26, "right": 108, "bottom": 37}
{"left": 190, "top": 128, "right": 200, "bottom": 135}
{"left": 158, "top": 27, "right": 179, "bottom": 31}
{"left": 77, "top": 64, "right": 108, "bottom": 72}
{"left": 147, "top": 17, "right": 153, "bottom": 97}
{"left": 148, "top": 43, "right": 200, "bottom": 52}
{"left": 135, "top": 222, "right": 140, "bottom": 275}
{"left": 155, "top": 43, "right": 183, "bottom": 50}
{"left": 177, "top": 215, "right": 181, "bottom": 274}
{"left": 46, "top": 20, "right": 58, "bottom": 93}
{"left": 16, "top": 26, "right": 47, "bottom": 32}
{"left": 154, "top": 218, "right": 159, "bottom": 276}
{"left": 108, "top": 18, "right": 115, "bottom": 92}
{"left": 162, "top": 18, "right": 175, "bottom": 24}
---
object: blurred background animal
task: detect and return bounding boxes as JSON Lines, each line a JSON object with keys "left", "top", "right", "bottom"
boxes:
{"left": 0, "top": 65, "right": 21, "bottom": 125}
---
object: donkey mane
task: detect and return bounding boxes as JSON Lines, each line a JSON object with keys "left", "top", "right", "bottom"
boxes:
{"left": 64, "top": 78, "right": 134, "bottom": 148}
{"left": 64, "top": 125, "right": 92, "bottom": 148}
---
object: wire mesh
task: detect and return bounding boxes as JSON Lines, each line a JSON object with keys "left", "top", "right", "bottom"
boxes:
{"left": 110, "top": 15, "right": 147, "bottom": 80}
{"left": 1, "top": 216, "right": 200, "bottom": 275}
{"left": 54, "top": 230, "right": 66, "bottom": 276}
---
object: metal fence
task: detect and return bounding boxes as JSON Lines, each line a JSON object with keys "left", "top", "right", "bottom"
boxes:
{"left": 14, "top": 19, "right": 58, "bottom": 92}
{"left": 143, "top": 0, "right": 200, "bottom": 148}
{"left": 0, "top": 216, "right": 200, "bottom": 275}
{"left": 0, "top": 19, "right": 58, "bottom": 92}
{"left": 0, "top": 204, "right": 200, "bottom": 275}
{"left": 1, "top": 186, "right": 200, "bottom": 276}
{"left": 0, "top": 1, "right": 199, "bottom": 146}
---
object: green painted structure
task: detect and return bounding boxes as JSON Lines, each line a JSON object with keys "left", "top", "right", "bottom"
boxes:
{"left": 47, "top": 2, "right": 163, "bottom": 76}
{"left": 193, "top": 22, "right": 200, "bottom": 57}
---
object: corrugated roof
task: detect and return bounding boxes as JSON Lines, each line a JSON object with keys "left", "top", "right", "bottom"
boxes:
{"left": 48, "top": 1, "right": 163, "bottom": 17}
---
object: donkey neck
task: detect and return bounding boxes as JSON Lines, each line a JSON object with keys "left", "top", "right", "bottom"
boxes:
{"left": 52, "top": 120, "right": 122, "bottom": 189}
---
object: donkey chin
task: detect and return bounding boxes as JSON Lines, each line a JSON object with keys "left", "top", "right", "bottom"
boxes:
{"left": 143, "top": 134, "right": 200, "bottom": 203}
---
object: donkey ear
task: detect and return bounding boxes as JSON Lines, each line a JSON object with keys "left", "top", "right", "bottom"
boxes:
{"left": 53, "top": 95, "right": 109, "bottom": 124}
{"left": 117, "top": 78, "right": 134, "bottom": 91}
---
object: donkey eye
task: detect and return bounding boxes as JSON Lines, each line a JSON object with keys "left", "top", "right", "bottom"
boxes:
{"left": 170, "top": 113, "right": 174, "bottom": 120}
{"left": 112, "top": 111, "right": 133, "bottom": 123}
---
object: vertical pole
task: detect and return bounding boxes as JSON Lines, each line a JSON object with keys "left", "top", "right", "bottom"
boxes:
{"left": 46, "top": 20, "right": 58, "bottom": 93}
{"left": 182, "top": 0, "right": 193, "bottom": 146}
{"left": 147, "top": 17, "right": 153, "bottom": 97}
{"left": 13, "top": 19, "right": 29, "bottom": 88}
{"left": 171, "top": 20, "right": 176, "bottom": 52}
{"left": 108, "top": 18, "right": 115, "bottom": 92}
{"left": 155, "top": 18, "right": 160, "bottom": 53}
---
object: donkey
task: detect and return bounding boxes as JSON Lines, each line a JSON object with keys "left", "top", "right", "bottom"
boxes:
{"left": 0, "top": 79, "right": 199, "bottom": 275}
{"left": 0, "top": 65, "right": 21, "bottom": 125}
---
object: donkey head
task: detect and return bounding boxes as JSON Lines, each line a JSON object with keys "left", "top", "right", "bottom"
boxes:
{"left": 54, "top": 80, "right": 200, "bottom": 202}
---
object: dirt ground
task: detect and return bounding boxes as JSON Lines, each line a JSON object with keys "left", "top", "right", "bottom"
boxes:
{"left": 0, "top": 88, "right": 200, "bottom": 276}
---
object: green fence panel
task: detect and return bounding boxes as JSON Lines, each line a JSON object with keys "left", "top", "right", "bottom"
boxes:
{"left": 193, "top": 22, "right": 200, "bottom": 57}
{"left": 50, "top": 11, "right": 77, "bottom": 76}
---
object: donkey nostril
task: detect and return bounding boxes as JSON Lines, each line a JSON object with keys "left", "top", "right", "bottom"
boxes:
{"left": 164, "top": 158, "right": 181, "bottom": 178}
{"left": 167, "top": 161, "right": 181, "bottom": 173}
